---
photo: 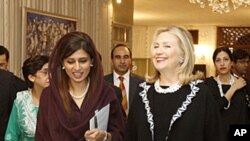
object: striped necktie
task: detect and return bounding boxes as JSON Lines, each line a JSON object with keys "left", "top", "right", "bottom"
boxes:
{"left": 119, "top": 76, "right": 128, "bottom": 114}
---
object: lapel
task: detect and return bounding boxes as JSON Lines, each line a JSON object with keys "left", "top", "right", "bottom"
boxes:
{"left": 107, "top": 73, "right": 139, "bottom": 106}
{"left": 129, "top": 73, "right": 136, "bottom": 106}
{"left": 105, "top": 73, "right": 114, "bottom": 84}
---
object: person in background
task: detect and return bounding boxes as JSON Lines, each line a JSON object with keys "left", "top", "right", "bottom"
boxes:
{"left": 0, "top": 45, "right": 27, "bottom": 141}
{"left": 104, "top": 44, "right": 144, "bottom": 115}
{"left": 35, "top": 32, "right": 124, "bottom": 141}
{"left": 125, "top": 26, "right": 225, "bottom": 141}
{"left": 98, "top": 52, "right": 123, "bottom": 104}
{"left": 4, "top": 55, "right": 49, "bottom": 141}
{"left": 0, "top": 69, "right": 27, "bottom": 141}
{"left": 231, "top": 48, "right": 250, "bottom": 78}
{"left": 204, "top": 47, "right": 250, "bottom": 140}
{"left": 0, "top": 45, "right": 9, "bottom": 70}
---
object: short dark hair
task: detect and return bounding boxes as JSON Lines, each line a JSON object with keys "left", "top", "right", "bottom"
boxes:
{"left": 111, "top": 44, "right": 132, "bottom": 59}
{"left": 22, "top": 55, "right": 49, "bottom": 88}
{"left": 232, "top": 49, "right": 250, "bottom": 62}
{"left": 0, "top": 45, "right": 9, "bottom": 61}
{"left": 212, "top": 47, "right": 233, "bottom": 63}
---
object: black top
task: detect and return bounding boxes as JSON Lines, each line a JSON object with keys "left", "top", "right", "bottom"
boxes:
{"left": 0, "top": 70, "right": 27, "bottom": 141}
{"left": 205, "top": 77, "right": 250, "bottom": 136}
{"left": 124, "top": 80, "right": 225, "bottom": 141}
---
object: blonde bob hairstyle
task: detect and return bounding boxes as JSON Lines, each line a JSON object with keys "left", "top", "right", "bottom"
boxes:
{"left": 147, "top": 26, "right": 203, "bottom": 85}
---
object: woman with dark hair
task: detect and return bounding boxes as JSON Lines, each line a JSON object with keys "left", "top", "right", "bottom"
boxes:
{"left": 35, "top": 32, "right": 124, "bottom": 141}
{"left": 5, "top": 55, "right": 49, "bottom": 141}
{"left": 205, "top": 47, "right": 249, "bottom": 140}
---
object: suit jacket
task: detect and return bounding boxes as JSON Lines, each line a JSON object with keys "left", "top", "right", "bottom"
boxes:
{"left": 104, "top": 72, "right": 144, "bottom": 107}
{"left": 0, "top": 70, "right": 27, "bottom": 141}
{"left": 106, "top": 81, "right": 123, "bottom": 104}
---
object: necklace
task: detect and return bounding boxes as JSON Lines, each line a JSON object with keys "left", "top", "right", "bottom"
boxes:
{"left": 69, "top": 80, "right": 90, "bottom": 99}
{"left": 216, "top": 75, "right": 234, "bottom": 97}
{"left": 154, "top": 79, "right": 182, "bottom": 94}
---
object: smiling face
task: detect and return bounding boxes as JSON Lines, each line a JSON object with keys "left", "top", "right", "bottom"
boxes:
{"left": 214, "top": 51, "right": 232, "bottom": 75}
{"left": 63, "top": 49, "right": 92, "bottom": 85}
{"left": 151, "top": 31, "right": 183, "bottom": 73}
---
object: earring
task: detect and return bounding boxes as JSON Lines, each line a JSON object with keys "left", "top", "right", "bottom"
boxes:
{"left": 62, "top": 66, "right": 65, "bottom": 69}
{"left": 179, "top": 58, "right": 184, "bottom": 64}
{"left": 90, "top": 64, "right": 93, "bottom": 67}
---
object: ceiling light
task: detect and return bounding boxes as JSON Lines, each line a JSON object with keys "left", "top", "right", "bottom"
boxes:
{"left": 116, "top": 0, "right": 122, "bottom": 4}
{"left": 189, "top": 0, "right": 250, "bottom": 13}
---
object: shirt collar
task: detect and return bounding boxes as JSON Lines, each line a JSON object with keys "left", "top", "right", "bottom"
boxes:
{"left": 113, "top": 71, "right": 130, "bottom": 81}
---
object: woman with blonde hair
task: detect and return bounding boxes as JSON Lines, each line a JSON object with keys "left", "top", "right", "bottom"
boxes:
{"left": 124, "top": 26, "right": 225, "bottom": 141}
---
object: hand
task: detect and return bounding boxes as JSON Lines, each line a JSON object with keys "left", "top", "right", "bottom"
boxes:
{"left": 224, "top": 77, "right": 247, "bottom": 102}
{"left": 84, "top": 129, "right": 107, "bottom": 141}
{"left": 231, "top": 77, "right": 246, "bottom": 91}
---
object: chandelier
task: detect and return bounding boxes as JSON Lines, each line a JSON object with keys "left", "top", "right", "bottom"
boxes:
{"left": 189, "top": 0, "right": 250, "bottom": 13}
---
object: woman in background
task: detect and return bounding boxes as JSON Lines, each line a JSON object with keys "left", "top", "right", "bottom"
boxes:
{"left": 35, "top": 32, "right": 124, "bottom": 141}
{"left": 124, "top": 26, "right": 225, "bottom": 141}
{"left": 205, "top": 47, "right": 249, "bottom": 140}
{"left": 5, "top": 55, "right": 49, "bottom": 141}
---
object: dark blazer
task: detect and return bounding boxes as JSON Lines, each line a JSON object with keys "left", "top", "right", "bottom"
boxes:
{"left": 0, "top": 70, "right": 27, "bottom": 141}
{"left": 106, "top": 81, "right": 123, "bottom": 104}
{"left": 104, "top": 72, "right": 144, "bottom": 107}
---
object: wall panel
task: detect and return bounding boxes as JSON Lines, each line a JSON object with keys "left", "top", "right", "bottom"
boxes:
{"left": 0, "top": 0, "right": 112, "bottom": 76}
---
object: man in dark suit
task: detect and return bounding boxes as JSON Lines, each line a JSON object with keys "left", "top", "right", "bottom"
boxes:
{"left": 232, "top": 48, "right": 250, "bottom": 79}
{"left": 232, "top": 49, "right": 250, "bottom": 117}
{"left": 0, "top": 69, "right": 27, "bottom": 141}
{"left": 0, "top": 45, "right": 9, "bottom": 71}
{"left": 104, "top": 44, "right": 144, "bottom": 115}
